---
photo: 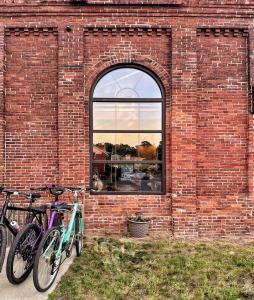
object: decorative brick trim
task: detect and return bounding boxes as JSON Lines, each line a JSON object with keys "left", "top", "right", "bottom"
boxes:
{"left": 5, "top": 27, "right": 58, "bottom": 36}
{"left": 197, "top": 28, "right": 249, "bottom": 37}
{"left": 84, "top": 26, "right": 171, "bottom": 37}
{"left": 83, "top": 0, "right": 183, "bottom": 5}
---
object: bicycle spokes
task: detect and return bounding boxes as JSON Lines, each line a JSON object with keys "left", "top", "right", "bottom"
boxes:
{"left": 13, "top": 230, "right": 37, "bottom": 278}
{"left": 34, "top": 228, "right": 61, "bottom": 292}
{"left": 7, "top": 224, "right": 40, "bottom": 283}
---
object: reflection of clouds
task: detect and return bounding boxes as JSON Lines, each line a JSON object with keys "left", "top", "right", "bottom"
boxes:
{"left": 93, "top": 102, "right": 162, "bottom": 130}
{"left": 98, "top": 70, "right": 141, "bottom": 89}
{"left": 93, "top": 68, "right": 162, "bottom": 98}
{"left": 116, "top": 88, "right": 140, "bottom": 98}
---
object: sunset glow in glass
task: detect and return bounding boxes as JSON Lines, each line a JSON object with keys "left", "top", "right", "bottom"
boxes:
{"left": 92, "top": 67, "right": 164, "bottom": 193}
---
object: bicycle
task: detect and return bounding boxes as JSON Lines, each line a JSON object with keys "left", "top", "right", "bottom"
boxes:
{"left": 33, "top": 187, "right": 90, "bottom": 292}
{"left": 0, "top": 187, "right": 46, "bottom": 273}
{"left": 6, "top": 185, "right": 67, "bottom": 284}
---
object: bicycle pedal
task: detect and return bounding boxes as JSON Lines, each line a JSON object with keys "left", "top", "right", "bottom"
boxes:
{"left": 63, "top": 241, "right": 70, "bottom": 250}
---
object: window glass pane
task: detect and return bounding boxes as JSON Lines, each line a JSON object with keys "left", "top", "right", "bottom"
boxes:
{"left": 135, "top": 73, "right": 162, "bottom": 98}
{"left": 92, "top": 163, "right": 162, "bottom": 192}
{"left": 139, "top": 103, "right": 162, "bottom": 130}
{"left": 93, "top": 133, "right": 162, "bottom": 161}
{"left": 93, "top": 133, "right": 116, "bottom": 160}
{"left": 116, "top": 103, "right": 139, "bottom": 130}
{"left": 138, "top": 133, "right": 162, "bottom": 161}
{"left": 93, "top": 73, "right": 118, "bottom": 98}
{"left": 93, "top": 68, "right": 162, "bottom": 98}
{"left": 115, "top": 133, "right": 139, "bottom": 160}
{"left": 93, "top": 102, "right": 162, "bottom": 131}
{"left": 93, "top": 103, "right": 116, "bottom": 130}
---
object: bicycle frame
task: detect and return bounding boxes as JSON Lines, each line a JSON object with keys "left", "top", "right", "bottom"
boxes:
{"left": 27, "top": 187, "right": 64, "bottom": 255}
{"left": 43, "top": 191, "right": 83, "bottom": 259}
{"left": 56, "top": 201, "right": 79, "bottom": 258}
{"left": 0, "top": 191, "right": 44, "bottom": 236}
{"left": 9, "top": 186, "right": 67, "bottom": 273}
{"left": 30, "top": 185, "right": 65, "bottom": 234}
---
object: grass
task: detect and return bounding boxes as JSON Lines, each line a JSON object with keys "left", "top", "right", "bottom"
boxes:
{"left": 49, "top": 237, "right": 254, "bottom": 300}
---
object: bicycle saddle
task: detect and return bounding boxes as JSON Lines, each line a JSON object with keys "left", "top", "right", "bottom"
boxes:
{"left": 30, "top": 193, "right": 41, "bottom": 199}
{"left": 51, "top": 203, "right": 72, "bottom": 211}
{"left": 50, "top": 187, "right": 65, "bottom": 196}
{"left": 28, "top": 193, "right": 41, "bottom": 203}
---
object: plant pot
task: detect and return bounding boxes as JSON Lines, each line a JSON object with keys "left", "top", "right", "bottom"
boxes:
{"left": 127, "top": 219, "right": 150, "bottom": 238}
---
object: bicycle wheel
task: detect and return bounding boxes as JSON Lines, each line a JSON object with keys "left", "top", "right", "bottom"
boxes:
{"left": 6, "top": 223, "right": 41, "bottom": 284}
{"left": 0, "top": 224, "right": 7, "bottom": 272}
{"left": 33, "top": 227, "right": 62, "bottom": 292}
{"left": 75, "top": 213, "right": 84, "bottom": 257}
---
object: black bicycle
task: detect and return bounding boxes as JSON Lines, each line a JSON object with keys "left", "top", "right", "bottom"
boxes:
{"left": 0, "top": 187, "right": 48, "bottom": 273}
{"left": 5, "top": 185, "right": 67, "bottom": 285}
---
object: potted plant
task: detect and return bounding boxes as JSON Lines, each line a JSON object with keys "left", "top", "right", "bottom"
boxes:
{"left": 127, "top": 212, "right": 151, "bottom": 238}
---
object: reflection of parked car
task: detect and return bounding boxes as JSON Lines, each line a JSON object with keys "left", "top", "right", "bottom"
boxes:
{"left": 147, "top": 180, "right": 161, "bottom": 192}
{"left": 120, "top": 171, "right": 133, "bottom": 182}
{"left": 135, "top": 171, "right": 161, "bottom": 192}
{"left": 130, "top": 172, "right": 146, "bottom": 186}
{"left": 119, "top": 168, "right": 161, "bottom": 192}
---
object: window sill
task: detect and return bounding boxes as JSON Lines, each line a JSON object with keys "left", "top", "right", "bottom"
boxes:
{"left": 90, "top": 191, "right": 165, "bottom": 195}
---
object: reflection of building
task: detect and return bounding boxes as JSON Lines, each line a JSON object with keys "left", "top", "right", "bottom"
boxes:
{"left": 93, "top": 146, "right": 108, "bottom": 160}
{"left": 93, "top": 146, "right": 107, "bottom": 174}
{"left": 119, "top": 165, "right": 134, "bottom": 181}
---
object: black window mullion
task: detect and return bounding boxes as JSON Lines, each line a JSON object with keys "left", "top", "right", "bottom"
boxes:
{"left": 92, "top": 160, "right": 163, "bottom": 164}
{"left": 93, "top": 98, "right": 163, "bottom": 102}
{"left": 93, "top": 130, "right": 162, "bottom": 134}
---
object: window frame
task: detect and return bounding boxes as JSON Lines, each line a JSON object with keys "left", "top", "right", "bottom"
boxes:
{"left": 90, "top": 64, "right": 166, "bottom": 195}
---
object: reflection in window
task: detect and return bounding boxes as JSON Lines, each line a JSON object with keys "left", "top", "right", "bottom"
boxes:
{"left": 93, "top": 163, "right": 162, "bottom": 192}
{"left": 93, "top": 68, "right": 162, "bottom": 98}
{"left": 92, "top": 66, "right": 164, "bottom": 194}
{"left": 93, "top": 133, "right": 162, "bottom": 161}
{"left": 93, "top": 102, "right": 162, "bottom": 130}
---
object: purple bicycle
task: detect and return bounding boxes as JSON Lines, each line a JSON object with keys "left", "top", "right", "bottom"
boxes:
{"left": 6, "top": 185, "right": 67, "bottom": 285}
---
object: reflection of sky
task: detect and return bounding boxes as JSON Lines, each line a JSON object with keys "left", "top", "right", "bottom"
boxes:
{"left": 93, "top": 68, "right": 162, "bottom": 98}
{"left": 94, "top": 133, "right": 161, "bottom": 148}
{"left": 93, "top": 102, "right": 162, "bottom": 130}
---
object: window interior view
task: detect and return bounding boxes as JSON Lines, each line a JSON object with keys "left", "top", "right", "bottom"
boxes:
{"left": 92, "top": 67, "right": 164, "bottom": 193}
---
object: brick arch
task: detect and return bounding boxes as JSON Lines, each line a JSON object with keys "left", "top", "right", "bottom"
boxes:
{"left": 85, "top": 55, "right": 170, "bottom": 99}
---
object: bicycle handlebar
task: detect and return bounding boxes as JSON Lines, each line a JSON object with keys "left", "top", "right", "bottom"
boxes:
{"left": 0, "top": 187, "right": 41, "bottom": 200}
{"left": 30, "top": 186, "right": 48, "bottom": 191}
{"left": 64, "top": 187, "right": 96, "bottom": 193}
{"left": 31, "top": 185, "right": 97, "bottom": 195}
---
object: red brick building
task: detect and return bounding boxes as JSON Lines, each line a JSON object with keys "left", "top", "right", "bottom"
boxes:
{"left": 1, "top": 0, "right": 254, "bottom": 237}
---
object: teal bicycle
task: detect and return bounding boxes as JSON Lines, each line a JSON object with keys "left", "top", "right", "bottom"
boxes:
{"left": 33, "top": 187, "right": 91, "bottom": 292}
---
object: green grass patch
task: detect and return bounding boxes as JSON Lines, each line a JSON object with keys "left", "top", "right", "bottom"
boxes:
{"left": 49, "top": 238, "right": 254, "bottom": 300}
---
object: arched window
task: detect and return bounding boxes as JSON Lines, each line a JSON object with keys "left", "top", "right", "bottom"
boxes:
{"left": 91, "top": 66, "right": 165, "bottom": 194}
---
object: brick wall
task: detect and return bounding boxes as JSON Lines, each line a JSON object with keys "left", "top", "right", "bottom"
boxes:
{"left": 4, "top": 29, "right": 59, "bottom": 192}
{"left": 197, "top": 29, "right": 249, "bottom": 236}
{"left": 0, "top": 1, "right": 253, "bottom": 237}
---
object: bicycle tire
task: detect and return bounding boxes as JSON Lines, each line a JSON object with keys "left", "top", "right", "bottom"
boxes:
{"left": 75, "top": 213, "right": 83, "bottom": 257}
{"left": 0, "top": 224, "right": 7, "bottom": 272}
{"left": 33, "top": 226, "right": 62, "bottom": 292}
{"left": 6, "top": 223, "right": 41, "bottom": 284}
